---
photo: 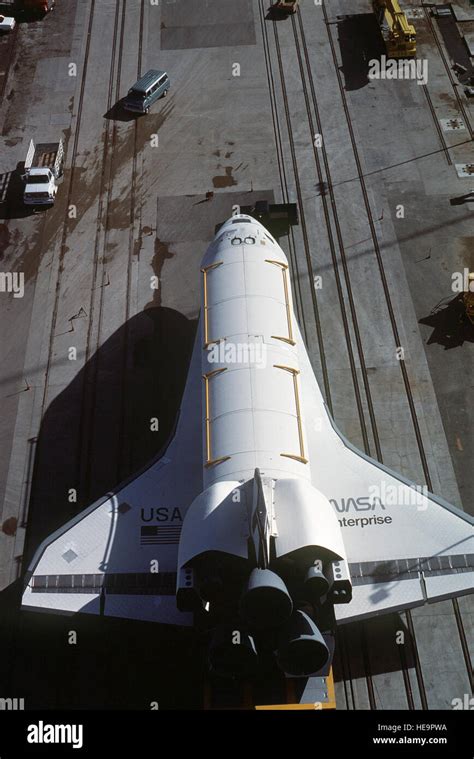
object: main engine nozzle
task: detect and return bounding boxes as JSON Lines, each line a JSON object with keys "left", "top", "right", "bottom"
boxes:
{"left": 240, "top": 569, "right": 293, "bottom": 629}
{"left": 303, "top": 560, "right": 330, "bottom": 601}
{"left": 277, "top": 610, "right": 330, "bottom": 677}
{"left": 208, "top": 626, "right": 259, "bottom": 679}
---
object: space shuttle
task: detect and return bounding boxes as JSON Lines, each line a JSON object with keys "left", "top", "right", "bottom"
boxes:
{"left": 23, "top": 214, "right": 474, "bottom": 679}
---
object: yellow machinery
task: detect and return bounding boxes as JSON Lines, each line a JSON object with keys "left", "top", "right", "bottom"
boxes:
{"left": 463, "top": 272, "right": 474, "bottom": 325}
{"left": 372, "top": 0, "right": 416, "bottom": 58}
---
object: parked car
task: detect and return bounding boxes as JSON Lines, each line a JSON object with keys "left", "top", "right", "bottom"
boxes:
{"left": 22, "top": 138, "right": 64, "bottom": 206}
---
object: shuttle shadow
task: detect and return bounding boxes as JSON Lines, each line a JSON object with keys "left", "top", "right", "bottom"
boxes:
{"left": 0, "top": 306, "right": 205, "bottom": 709}
{"left": 336, "top": 13, "right": 385, "bottom": 91}
{"left": 26, "top": 306, "right": 198, "bottom": 559}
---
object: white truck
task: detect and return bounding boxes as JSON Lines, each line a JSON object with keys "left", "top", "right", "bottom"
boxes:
{"left": 22, "top": 138, "right": 64, "bottom": 206}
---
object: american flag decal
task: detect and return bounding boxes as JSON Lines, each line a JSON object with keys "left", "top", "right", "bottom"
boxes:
{"left": 140, "top": 525, "right": 182, "bottom": 545}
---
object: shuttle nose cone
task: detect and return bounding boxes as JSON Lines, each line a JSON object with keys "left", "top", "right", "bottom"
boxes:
{"left": 240, "top": 568, "right": 293, "bottom": 629}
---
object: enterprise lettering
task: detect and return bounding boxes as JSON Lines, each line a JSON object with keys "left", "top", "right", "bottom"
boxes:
{"left": 339, "top": 516, "right": 393, "bottom": 528}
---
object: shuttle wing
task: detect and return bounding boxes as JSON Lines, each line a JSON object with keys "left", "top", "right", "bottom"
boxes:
{"left": 296, "top": 324, "right": 474, "bottom": 624}
{"left": 22, "top": 334, "right": 203, "bottom": 625}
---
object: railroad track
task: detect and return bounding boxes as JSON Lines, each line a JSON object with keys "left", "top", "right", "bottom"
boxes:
{"left": 117, "top": 0, "right": 145, "bottom": 481}
{"left": 77, "top": 0, "right": 147, "bottom": 499}
{"left": 77, "top": 0, "right": 126, "bottom": 502}
{"left": 422, "top": 83, "right": 452, "bottom": 165}
{"left": 292, "top": 9, "right": 379, "bottom": 460}
{"left": 259, "top": 0, "right": 305, "bottom": 335}
{"left": 258, "top": 0, "right": 333, "bottom": 414}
